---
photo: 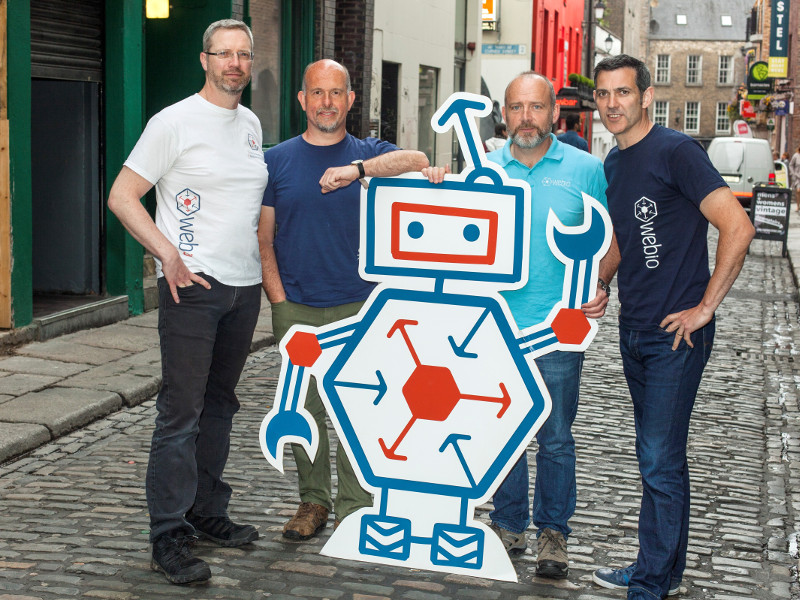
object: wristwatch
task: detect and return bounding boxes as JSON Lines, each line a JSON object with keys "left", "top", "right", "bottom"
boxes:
{"left": 351, "top": 159, "right": 366, "bottom": 179}
{"left": 598, "top": 278, "right": 611, "bottom": 297}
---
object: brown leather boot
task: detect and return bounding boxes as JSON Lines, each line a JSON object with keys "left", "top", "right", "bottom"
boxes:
{"left": 283, "top": 502, "right": 329, "bottom": 540}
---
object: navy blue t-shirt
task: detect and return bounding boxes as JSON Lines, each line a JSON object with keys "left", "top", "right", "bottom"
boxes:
{"left": 604, "top": 125, "right": 727, "bottom": 328}
{"left": 263, "top": 134, "right": 398, "bottom": 307}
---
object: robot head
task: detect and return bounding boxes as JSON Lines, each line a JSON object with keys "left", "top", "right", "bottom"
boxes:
{"left": 361, "top": 176, "right": 529, "bottom": 288}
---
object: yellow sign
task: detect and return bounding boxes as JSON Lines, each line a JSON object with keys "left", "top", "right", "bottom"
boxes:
{"left": 483, "top": 0, "right": 495, "bottom": 21}
{"left": 768, "top": 56, "right": 788, "bottom": 78}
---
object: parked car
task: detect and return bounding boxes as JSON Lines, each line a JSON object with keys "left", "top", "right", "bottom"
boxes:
{"left": 707, "top": 137, "right": 775, "bottom": 209}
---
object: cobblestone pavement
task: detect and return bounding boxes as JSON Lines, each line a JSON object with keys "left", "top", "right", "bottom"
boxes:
{"left": 0, "top": 237, "right": 798, "bottom": 599}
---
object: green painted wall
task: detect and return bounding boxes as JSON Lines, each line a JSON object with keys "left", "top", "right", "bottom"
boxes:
{"left": 7, "top": 0, "right": 32, "bottom": 327}
{"left": 281, "top": 0, "right": 315, "bottom": 140}
{"left": 105, "top": 0, "right": 145, "bottom": 314}
{"left": 145, "top": 1, "right": 230, "bottom": 121}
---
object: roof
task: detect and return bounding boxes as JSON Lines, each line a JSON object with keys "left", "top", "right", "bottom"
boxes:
{"left": 649, "top": 0, "right": 751, "bottom": 41}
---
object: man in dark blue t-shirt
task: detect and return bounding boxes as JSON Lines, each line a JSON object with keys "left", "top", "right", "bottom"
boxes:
{"left": 258, "top": 59, "right": 428, "bottom": 541}
{"left": 584, "top": 55, "right": 754, "bottom": 599}
{"left": 557, "top": 113, "right": 589, "bottom": 152}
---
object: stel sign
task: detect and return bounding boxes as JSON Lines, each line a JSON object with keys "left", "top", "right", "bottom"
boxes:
{"left": 768, "top": 0, "right": 790, "bottom": 78}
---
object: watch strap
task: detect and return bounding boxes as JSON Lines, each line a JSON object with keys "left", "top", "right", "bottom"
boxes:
{"left": 351, "top": 159, "right": 365, "bottom": 179}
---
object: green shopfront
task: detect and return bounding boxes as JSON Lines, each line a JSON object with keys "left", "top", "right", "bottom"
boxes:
{"left": 2, "top": 0, "right": 314, "bottom": 331}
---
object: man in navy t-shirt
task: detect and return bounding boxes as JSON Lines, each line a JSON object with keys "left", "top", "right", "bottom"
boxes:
{"left": 583, "top": 55, "right": 754, "bottom": 599}
{"left": 557, "top": 113, "right": 589, "bottom": 152}
{"left": 258, "top": 59, "right": 428, "bottom": 541}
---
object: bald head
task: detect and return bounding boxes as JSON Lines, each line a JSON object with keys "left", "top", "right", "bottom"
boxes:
{"left": 504, "top": 72, "right": 555, "bottom": 111}
{"left": 302, "top": 59, "right": 351, "bottom": 94}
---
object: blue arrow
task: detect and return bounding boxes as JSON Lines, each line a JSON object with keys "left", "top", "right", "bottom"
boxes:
{"left": 333, "top": 370, "right": 388, "bottom": 406}
{"left": 439, "top": 433, "right": 476, "bottom": 487}
{"left": 448, "top": 308, "right": 490, "bottom": 359}
{"left": 436, "top": 98, "right": 487, "bottom": 168}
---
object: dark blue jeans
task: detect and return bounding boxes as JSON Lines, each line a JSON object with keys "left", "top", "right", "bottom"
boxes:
{"left": 490, "top": 351, "right": 584, "bottom": 538}
{"left": 621, "top": 319, "right": 714, "bottom": 600}
{"left": 147, "top": 275, "right": 261, "bottom": 542}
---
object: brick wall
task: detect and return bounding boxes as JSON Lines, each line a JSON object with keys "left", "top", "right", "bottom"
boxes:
{"left": 335, "top": 0, "right": 374, "bottom": 137}
{"left": 232, "top": 0, "right": 243, "bottom": 20}
{"left": 316, "top": 0, "right": 336, "bottom": 60}
{"left": 649, "top": 40, "right": 743, "bottom": 143}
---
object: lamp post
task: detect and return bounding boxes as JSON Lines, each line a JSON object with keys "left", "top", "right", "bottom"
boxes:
{"left": 585, "top": 0, "right": 607, "bottom": 79}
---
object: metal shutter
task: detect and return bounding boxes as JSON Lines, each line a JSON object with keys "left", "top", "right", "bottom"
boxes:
{"left": 31, "top": 0, "right": 104, "bottom": 82}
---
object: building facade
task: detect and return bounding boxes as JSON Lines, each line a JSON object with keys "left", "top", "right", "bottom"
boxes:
{"left": 371, "top": 0, "right": 483, "bottom": 170}
{"left": 631, "top": 0, "right": 751, "bottom": 147}
{"left": 1, "top": 0, "right": 475, "bottom": 335}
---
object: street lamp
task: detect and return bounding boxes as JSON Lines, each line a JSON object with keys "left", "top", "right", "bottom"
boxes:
{"left": 595, "top": 0, "right": 606, "bottom": 21}
{"left": 585, "top": 0, "right": 607, "bottom": 77}
{"left": 604, "top": 33, "right": 613, "bottom": 54}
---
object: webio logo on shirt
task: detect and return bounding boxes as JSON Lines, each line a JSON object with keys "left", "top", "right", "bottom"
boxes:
{"left": 635, "top": 197, "right": 661, "bottom": 269}
{"left": 247, "top": 132, "right": 263, "bottom": 159}
{"left": 176, "top": 188, "right": 200, "bottom": 257}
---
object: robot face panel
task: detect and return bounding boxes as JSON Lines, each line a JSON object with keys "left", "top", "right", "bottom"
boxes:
{"left": 391, "top": 203, "right": 498, "bottom": 265}
{"left": 362, "top": 177, "right": 529, "bottom": 285}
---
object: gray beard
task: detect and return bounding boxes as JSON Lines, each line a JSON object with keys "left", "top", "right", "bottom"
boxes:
{"left": 511, "top": 129, "right": 548, "bottom": 149}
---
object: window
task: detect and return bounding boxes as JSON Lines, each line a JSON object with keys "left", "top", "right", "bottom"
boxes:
{"left": 418, "top": 66, "right": 439, "bottom": 163}
{"left": 654, "top": 101, "right": 669, "bottom": 127}
{"left": 721, "top": 15, "right": 733, "bottom": 26}
{"left": 684, "top": 102, "right": 700, "bottom": 133}
{"left": 718, "top": 55, "right": 733, "bottom": 84}
{"left": 716, "top": 102, "right": 730, "bottom": 133}
{"left": 676, "top": 14, "right": 687, "bottom": 25}
{"left": 686, "top": 55, "right": 702, "bottom": 84}
{"left": 655, "top": 55, "right": 671, "bottom": 84}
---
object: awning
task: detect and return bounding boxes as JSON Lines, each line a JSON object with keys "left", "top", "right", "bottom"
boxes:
{"left": 555, "top": 86, "right": 596, "bottom": 112}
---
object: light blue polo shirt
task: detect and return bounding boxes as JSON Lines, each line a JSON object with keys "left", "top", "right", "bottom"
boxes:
{"left": 488, "top": 134, "right": 608, "bottom": 329}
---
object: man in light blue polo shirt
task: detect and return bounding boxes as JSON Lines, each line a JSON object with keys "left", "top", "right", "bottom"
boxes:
{"left": 487, "top": 71, "right": 607, "bottom": 579}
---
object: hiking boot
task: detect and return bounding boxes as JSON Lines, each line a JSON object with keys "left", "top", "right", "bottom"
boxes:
{"left": 592, "top": 562, "right": 681, "bottom": 596}
{"left": 186, "top": 512, "right": 259, "bottom": 547}
{"left": 283, "top": 502, "right": 329, "bottom": 540}
{"left": 536, "top": 528, "right": 568, "bottom": 579}
{"left": 489, "top": 523, "right": 527, "bottom": 555}
{"left": 151, "top": 531, "right": 211, "bottom": 585}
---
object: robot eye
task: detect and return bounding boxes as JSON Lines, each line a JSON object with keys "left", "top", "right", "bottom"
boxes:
{"left": 463, "top": 224, "right": 480, "bottom": 242}
{"left": 408, "top": 221, "right": 424, "bottom": 239}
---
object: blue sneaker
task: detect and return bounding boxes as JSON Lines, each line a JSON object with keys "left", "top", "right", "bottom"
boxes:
{"left": 592, "top": 563, "right": 681, "bottom": 596}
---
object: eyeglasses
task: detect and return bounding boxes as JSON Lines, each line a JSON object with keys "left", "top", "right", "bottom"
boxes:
{"left": 204, "top": 50, "right": 254, "bottom": 62}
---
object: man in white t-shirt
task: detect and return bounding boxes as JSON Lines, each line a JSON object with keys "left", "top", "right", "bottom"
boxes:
{"left": 108, "top": 19, "right": 268, "bottom": 585}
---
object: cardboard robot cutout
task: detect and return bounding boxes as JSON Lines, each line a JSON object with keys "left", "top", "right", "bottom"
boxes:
{"left": 260, "top": 93, "right": 611, "bottom": 581}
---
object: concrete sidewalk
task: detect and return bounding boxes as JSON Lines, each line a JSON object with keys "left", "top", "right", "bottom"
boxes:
{"left": 0, "top": 296, "right": 275, "bottom": 464}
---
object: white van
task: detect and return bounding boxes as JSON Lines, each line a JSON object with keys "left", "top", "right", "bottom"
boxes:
{"left": 706, "top": 137, "right": 774, "bottom": 209}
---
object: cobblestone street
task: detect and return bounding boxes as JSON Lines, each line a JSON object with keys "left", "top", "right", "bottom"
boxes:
{"left": 0, "top": 237, "right": 798, "bottom": 599}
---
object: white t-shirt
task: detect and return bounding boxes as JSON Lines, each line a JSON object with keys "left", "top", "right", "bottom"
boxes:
{"left": 125, "top": 94, "right": 269, "bottom": 286}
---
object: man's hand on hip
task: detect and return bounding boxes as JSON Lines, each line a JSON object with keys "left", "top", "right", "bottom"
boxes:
{"left": 161, "top": 251, "right": 211, "bottom": 304}
{"left": 659, "top": 303, "right": 714, "bottom": 350}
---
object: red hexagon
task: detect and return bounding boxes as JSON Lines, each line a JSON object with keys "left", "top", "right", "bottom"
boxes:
{"left": 551, "top": 308, "right": 591, "bottom": 345}
{"left": 285, "top": 331, "right": 322, "bottom": 367}
{"left": 402, "top": 365, "right": 461, "bottom": 421}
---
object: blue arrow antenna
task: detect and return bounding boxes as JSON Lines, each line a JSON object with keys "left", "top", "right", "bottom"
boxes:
{"left": 431, "top": 93, "right": 502, "bottom": 184}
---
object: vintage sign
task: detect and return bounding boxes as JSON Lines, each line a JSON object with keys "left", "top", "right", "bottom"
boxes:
{"left": 751, "top": 185, "right": 791, "bottom": 256}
